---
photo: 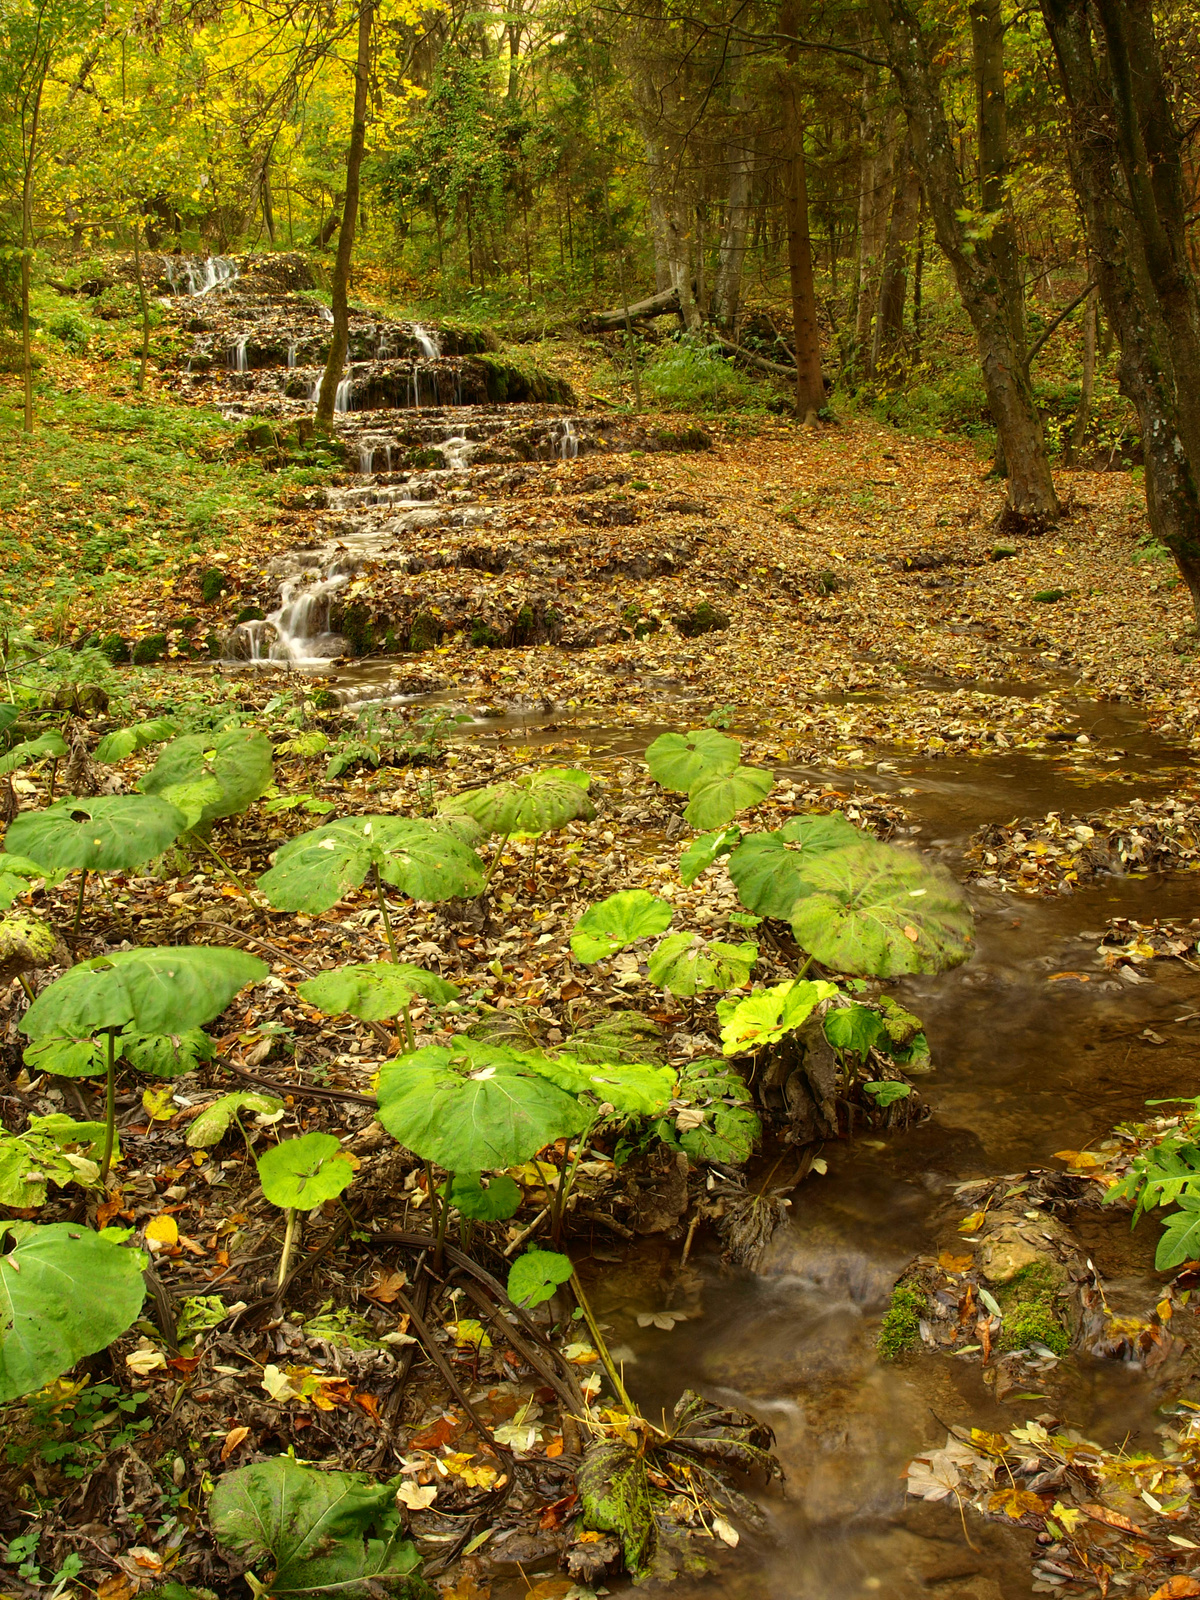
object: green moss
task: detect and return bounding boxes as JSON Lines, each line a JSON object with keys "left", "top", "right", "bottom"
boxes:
{"left": 997, "top": 1261, "right": 1069, "bottom": 1356}
{"left": 200, "top": 568, "right": 227, "bottom": 604}
{"left": 131, "top": 632, "right": 168, "bottom": 665}
{"left": 100, "top": 631, "right": 129, "bottom": 664}
{"left": 408, "top": 611, "right": 439, "bottom": 652}
{"left": 878, "top": 1283, "right": 925, "bottom": 1360}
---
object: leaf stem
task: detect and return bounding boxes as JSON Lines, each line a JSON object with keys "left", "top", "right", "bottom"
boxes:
{"left": 424, "top": 1159, "right": 441, "bottom": 1239}
{"left": 570, "top": 1268, "right": 634, "bottom": 1413}
{"left": 188, "top": 829, "right": 257, "bottom": 902}
{"left": 400, "top": 1002, "right": 415, "bottom": 1052}
{"left": 277, "top": 1206, "right": 299, "bottom": 1292}
{"left": 552, "top": 1111, "right": 599, "bottom": 1247}
{"left": 480, "top": 830, "right": 512, "bottom": 895}
{"left": 99, "top": 1028, "right": 117, "bottom": 1187}
{"left": 373, "top": 866, "right": 401, "bottom": 964}
{"left": 72, "top": 868, "right": 88, "bottom": 937}
{"left": 433, "top": 1177, "right": 451, "bottom": 1273}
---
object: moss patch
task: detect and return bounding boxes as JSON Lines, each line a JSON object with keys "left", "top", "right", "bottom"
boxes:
{"left": 878, "top": 1283, "right": 925, "bottom": 1360}
{"left": 996, "top": 1261, "right": 1069, "bottom": 1356}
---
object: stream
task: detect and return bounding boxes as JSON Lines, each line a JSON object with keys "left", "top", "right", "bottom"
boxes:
{"left": 167, "top": 260, "right": 1200, "bottom": 1596}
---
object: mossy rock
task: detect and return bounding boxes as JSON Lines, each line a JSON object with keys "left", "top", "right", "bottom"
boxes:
{"left": 132, "top": 633, "right": 168, "bottom": 665}
{"left": 47, "top": 684, "right": 109, "bottom": 715}
{"left": 338, "top": 602, "right": 376, "bottom": 656}
{"left": 200, "top": 568, "right": 227, "bottom": 603}
{"left": 239, "top": 421, "right": 277, "bottom": 452}
{"left": 235, "top": 605, "right": 265, "bottom": 624}
{"left": 996, "top": 1261, "right": 1069, "bottom": 1356}
{"left": 469, "top": 617, "right": 503, "bottom": 649}
{"left": 0, "top": 916, "right": 62, "bottom": 983}
{"left": 100, "top": 632, "right": 130, "bottom": 664}
{"left": 1032, "top": 588, "right": 1066, "bottom": 603}
{"left": 653, "top": 427, "right": 712, "bottom": 452}
{"left": 409, "top": 447, "right": 445, "bottom": 470}
{"left": 990, "top": 545, "right": 1018, "bottom": 561}
{"left": 878, "top": 1283, "right": 925, "bottom": 1360}
{"left": 309, "top": 688, "right": 338, "bottom": 711}
{"left": 408, "top": 612, "right": 439, "bottom": 652}
{"left": 675, "top": 601, "right": 730, "bottom": 638}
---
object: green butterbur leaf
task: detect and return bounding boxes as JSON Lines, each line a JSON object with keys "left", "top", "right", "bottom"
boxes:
{"left": 6, "top": 795, "right": 186, "bottom": 873}
{"left": 717, "top": 979, "right": 838, "bottom": 1056}
{"left": 864, "top": 1081, "right": 913, "bottom": 1107}
{"left": 0, "top": 854, "right": 52, "bottom": 909}
{"left": 787, "top": 842, "right": 974, "bottom": 977}
{"left": 647, "top": 932, "right": 757, "bottom": 997}
{"left": 0, "top": 732, "right": 68, "bottom": 777}
{"left": 683, "top": 765, "right": 774, "bottom": 829}
{"left": 439, "top": 767, "right": 594, "bottom": 836}
{"left": 257, "top": 1132, "right": 356, "bottom": 1210}
{"left": 679, "top": 826, "right": 740, "bottom": 887}
{"left": 21, "top": 947, "right": 267, "bottom": 1040}
{"left": 0, "top": 1223, "right": 146, "bottom": 1404}
{"left": 208, "top": 1457, "right": 420, "bottom": 1599}
{"left": 570, "top": 890, "right": 673, "bottom": 963}
{"left": 298, "top": 961, "right": 459, "bottom": 1021}
{"left": 451, "top": 1172, "right": 523, "bottom": 1221}
{"left": 824, "top": 1004, "right": 887, "bottom": 1059}
{"left": 186, "top": 1091, "right": 283, "bottom": 1149}
{"left": 507, "top": 1248, "right": 574, "bottom": 1309}
{"left": 375, "top": 1039, "right": 586, "bottom": 1170}
{"left": 258, "top": 816, "right": 483, "bottom": 913}
{"left": 140, "top": 729, "right": 274, "bottom": 825}
{"left": 121, "top": 1028, "right": 216, "bottom": 1079}
{"left": 529, "top": 1053, "right": 676, "bottom": 1116}
{"left": 645, "top": 729, "right": 739, "bottom": 792}
{"left": 94, "top": 719, "right": 177, "bottom": 763}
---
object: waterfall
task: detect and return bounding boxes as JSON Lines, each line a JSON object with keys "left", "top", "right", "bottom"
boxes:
{"left": 335, "top": 377, "right": 354, "bottom": 413}
{"left": 559, "top": 419, "right": 579, "bottom": 459}
{"left": 229, "top": 336, "right": 248, "bottom": 372}
{"left": 377, "top": 332, "right": 393, "bottom": 359}
{"left": 411, "top": 361, "right": 420, "bottom": 410}
{"left": 287, "top": 342, "right": 296, "bottom": 369}
{"left": 318, "top": 305, "right": 334, "bottom": 324}
{"left": 442, "top": 433, "right": 472, "bottom": 470}
{"left": 163, "top": 255, "right": 238, "bottom": 297}
{"left": 233, "top": 573, "right": 350, "bottom": 666}
{"left": 358, "top": 441, "right": 375, "bottom": 475}
{"left": 412, "top": 324, "right": 440, "bottom": 359}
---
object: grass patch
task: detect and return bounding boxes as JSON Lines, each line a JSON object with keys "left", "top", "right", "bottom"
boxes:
{"left": 878, "top": 1282, "right": 925, "bottom": 1360}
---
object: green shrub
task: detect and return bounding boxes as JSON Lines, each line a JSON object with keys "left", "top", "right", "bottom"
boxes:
{"left": 643, "top": 336, "right": 767, "bottom": 412}
{"left": 46, "top": 310, "right": 91, "bottom": 353}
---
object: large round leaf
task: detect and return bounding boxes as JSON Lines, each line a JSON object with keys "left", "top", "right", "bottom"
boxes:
{"left": 450, "top": 1172, "right": 523, "bottom": 1221}
{"left": 0, "top": 854, "right": 53, "bottom": 909}
{"left": 787, "top": 842, "right": 974, "bottom": 977}
{"left": 679, "top": 826, "right": 740, "bottom": 887}
{"left": 140, "top": 729, "right": 274, "bottom": 825}
{"left": 21, "top": 946, "right": 267, "bottom": 1040}
{"left": 439, "top": 768, "right": 594, "bottom": 836}
{"left": 6, "top": 795, "right": 186, "bottom": 873}
{"left": 717, "top": 978, "right": 838, "bottom": 1056}
{"left": 257, "top": 1132, "right": 356, "bottom": 1209}
{"left": 683, "top": 766, "right": 774, "bottom": 829}
{"left": 257, "top": 816, "right": 483, "bottom": 913}
{"left": 0, "top": 1222, "right": 146, "bottom": 1403}
{"left": 647, "top": 933, "right": 758, "bottom": 998}
{"left": 729, "top": 814, "right": 868, "bottom": 920}
{"left": 645, "top": 729, "right": 739, "bottom": 793}
{"left": 528, "top": 1052, "right": 676, "bottom": 1116}
{"left": 375, "top": 1038, "right": 587, "bottom": 1169}
{"left": 298, "top": 961, "right": 459, "bottom": 1020}
{"left": 570, "top": 890, "right": 673, "bottom": 963}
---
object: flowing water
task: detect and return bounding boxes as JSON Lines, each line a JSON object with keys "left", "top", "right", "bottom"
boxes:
{"left": 196, "top": 288, "right": 1200, "bottom": 1591}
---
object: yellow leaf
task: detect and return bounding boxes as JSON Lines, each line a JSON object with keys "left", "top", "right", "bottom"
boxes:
{"left": 958, "top": 1210, "right": 987, "bottom": 1234}
{"left": 142, "top": 1085, "right": 175, "bottom": 1122}
{"left": 145, "top": 1214, "right": 179, "bottom": 1248}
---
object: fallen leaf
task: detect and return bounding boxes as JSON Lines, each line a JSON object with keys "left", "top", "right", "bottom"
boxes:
{"left": 145, "top": 1214, "right": 179, "bottom": 1249}
{"left": 142, "top": 1084, "right": 176, "bottom": 1122}
{"left": 958, "top": 1210, "right": 987, "bottom": 1234}
{"left": 365, "top": 1269, "right": 407, "bottom": 1303}
{"left": 412, "top": 1415, "right": 460, "bottom": 1450}
{"left": 938, "top": 1251, "right": 974, "bottom": 1272}
{"left": 97, "top": 1575, "right": 135, "bottom": 1600}
{"left": 636, "top": 1310, "right": 690, "bottom": 1330}
{"left": 220, "top": 1425, "right": 250, "bottom": 1462}
{"left": 125, "top": 1346, "right": 168, "bottom": 1375}
{"left": 987, "top": 1487, "right": 1048, "bottom": 1519}
{"left": 711, "top": 1516, "right": 740, "bottom": 1546}
{"left": 1082, "top": 1502, "right": 1143, "bottom": 1534}
{"left": 397, "top": 1482, "right": 438, "bottom": 1511}
{"left": 1149, "top": 1580, "right": 1200, "bottom": 1599}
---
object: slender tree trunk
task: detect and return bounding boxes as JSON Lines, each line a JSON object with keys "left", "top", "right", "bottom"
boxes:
{"left": 1040, "top": 0, "right": 1200, "bottom": 616}
{"left": 780, "top": 26, "right": 826, "bottom": 418}
{"left": 852, "top": 83, "right": 896, "bottom": 379}
{"left": 1064, "top": 285, "right": 1097, "bottom": 466}
{"left": 871, "top": 136, "right": 921, "bottom": 374}
{"left": 868, "top": 0, "right": 1060, "bottom": 523}
{"left": 21, "top": 63, "right": 47, "bottom": 436}
{"left": 712, "top": 43, "right": 756, "bottom": 328}
{"left": 132, "top": 217, "right": 150, "bottom": 392}
{"left": 316, "top": 0, "right": 373, "bottom": 434}
{"left": 260, "top": 156, "right": 277, "bottom": 246}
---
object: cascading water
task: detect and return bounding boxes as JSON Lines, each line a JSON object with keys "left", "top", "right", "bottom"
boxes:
{"left": 234, "top": 572, "right": 351, "bottom": 666}
{"left": 229, "top": 336, "right": 249, "bottom": 373}
{"left": 287, "top": 343, "right": 297, "bottom": 369}
{"left": 318, "top": 304, "right": 334, "bottom": 324}
{"left": 412, "top": 324, "right": 441, "bottom": 359}
{"left": 335, "top": 377, "right": 354, "bottom": 414}
{"left": 358, "top": 441, "right": 375, "bottom": 475}
{"left": 559, "top": 418, "right": 579, "bottom": 459}
{"left": 162, "top": 255, "right": 238, "bottom": 296}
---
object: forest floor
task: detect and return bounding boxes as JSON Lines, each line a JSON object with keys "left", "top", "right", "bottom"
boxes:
{"left": 3, "top": 284, "right": 1200, "bottom": 1600}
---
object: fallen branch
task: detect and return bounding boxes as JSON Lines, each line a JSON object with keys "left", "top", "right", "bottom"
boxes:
{"left": 585, "top": 285, "right": 680, "bottom": 330}
{"left": 714, "top": 333, "right": 797, "bottom": 377}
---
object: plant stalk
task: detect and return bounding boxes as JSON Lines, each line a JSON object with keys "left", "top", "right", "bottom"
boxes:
{"left": 401, "top": 1002, "right": 415, "bottom": 1052}
{"left": 188, "top": 829, "right": 257, "bottom": 902}
{"left": 73, "top": 869, "right": 88, "bottom": 937}
{"left": 277, "top": 1206, "right": 299, "bottom": 1291}
{"left": 99, "top": 1029, "right": 117, "bottom": 1186}
{"left": 433, "top": 1177, "right": 451, "bottom": 1273}
{"left": 570, "top": 1268, "right": 634, "bottom": 1413}
{"left": 373, "top": 866, "right": 401, "bottom": 964}
{"left": 480, "top": 830, "right": 512, "bottom": 894}
{"left": 424, "top": 1159, "right": 441, "bottom": 1238}
{"left": 552, "top": 1112, "right": 598, "bottom": 1247}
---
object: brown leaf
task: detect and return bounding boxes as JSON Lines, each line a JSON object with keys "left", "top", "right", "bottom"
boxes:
{"left": 412, "top": 1414, "right": 460, "bottom": 1450}
{"left": 1149, "top": 1581, "right": 1200, "bottom": 1599}
{"left": 1082, "top": 1502, "right": 1143, "bottom": 1534}
{"left": 97, "top": 1575, "right": 135, "bottom": 1600}
{"left": 220, "top": 1425, "right": 250, "bottom": 1462}
{"left": 365, "top": 1270, "right": 407, "bottom": 1304}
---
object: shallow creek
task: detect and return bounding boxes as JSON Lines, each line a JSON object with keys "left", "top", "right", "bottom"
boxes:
{"left": 246, "top": 649, "right": 1200, "bottom": 1597}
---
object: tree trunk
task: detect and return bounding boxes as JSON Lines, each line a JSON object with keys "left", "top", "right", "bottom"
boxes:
{"left": 315, "top": 1, "right": 373, "bottom": 434}
{"left": 1039, "top": 0, "right": 1200, "bottom": 618}
{"left": 132, "top": 217, "right": 150, "bottom": 392}
{"left": 260, "top": 156, "right": 276, "bottom": 246}
{"left": 852, "top": 81, "right": 896, "bottom": 379}
{"left": 870, "top": 135, "right": 921, "bottom": 374}
{"left": 869, "top": 0, "right": 1060, "bottom": 524}
{"left": 712, "top": 43, "right": 756, "bottom": 328}
{"left": 1064, "top": 285, "right": 1097, "bottom": 466}
{"left": 21, "top": 61, "right": 47, "bottom": 436}
{"left": 780, "top": 18, "right": 825, "bottom": 418}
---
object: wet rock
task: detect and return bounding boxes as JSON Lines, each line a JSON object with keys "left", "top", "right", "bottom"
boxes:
{"left": 0, "top": 916, "right": 64, "bottom": 983}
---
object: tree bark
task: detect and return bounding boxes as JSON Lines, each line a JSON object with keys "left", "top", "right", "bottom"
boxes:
{"left": 1039, "top": 0, "right": 1200, "bottom": 616}
{"left": 1064, "top": 286, "right": 1097, "bottom": 466}
{"left": 852, "top": 87, "right": 897, "bottom": 379}
{"left": 868, "top": 0, "right": 1060, "bottom": 523}
{"left": 870, "top": 135, "right": 921, "bottom": 374}
{"left": 779, "top": 18, "right": 825, "bottom": 418}
{"left": 712, "top": 43, "right": 756, "bottom": 328}
{"left": 315, "top": 1, "right": 373, "bottom": 434}
{"left": 20, "top": 56, "right": 47, "bottom": 435}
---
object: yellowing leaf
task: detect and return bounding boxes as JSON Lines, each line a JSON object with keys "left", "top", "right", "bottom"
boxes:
{"left": 145, "top": 1214, "right": 179, "bottom": 1249}
{"left": 142, "top": 1085, "right": 176, "bottom": 1121}
{"left": 958, "top": 1210, "right": 987, "bottom": 1234}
